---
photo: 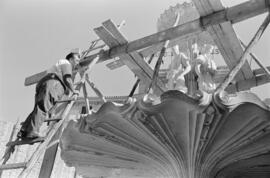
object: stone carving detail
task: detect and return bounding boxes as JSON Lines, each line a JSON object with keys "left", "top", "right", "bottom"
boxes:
{"left": 158, "top": 2, "right": 218, "bottom": 103}
{"left": 60, "top": 91, "right": 270, "bottom": 178}
{"left": 59, "top": 3, "right": 270, "bottom": 178}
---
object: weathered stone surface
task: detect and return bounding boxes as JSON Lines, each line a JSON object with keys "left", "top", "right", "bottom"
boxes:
{"left": 60, "top": 91, "right": 270, "bottom": 178}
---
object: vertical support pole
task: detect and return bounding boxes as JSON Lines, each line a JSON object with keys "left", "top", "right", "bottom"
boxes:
{"left": 186, "top": 38, "right": 198, "bottom": 97}
{"left": 147, "top": 43, "right": 168, "bottom": 93}
{"left": 82, "top": 82, "right": 91, "bottom": 114}
{"left": 147, "top": 13, "right": 180, "bottom": 94}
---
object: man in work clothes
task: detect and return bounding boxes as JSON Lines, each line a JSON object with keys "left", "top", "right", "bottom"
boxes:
{"left": 17, "top": 50, "right": 81, "bottom": 139}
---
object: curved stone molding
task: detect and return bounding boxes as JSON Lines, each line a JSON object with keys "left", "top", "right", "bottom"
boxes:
{"left": 60, "top": 90, "right": 270, "bottom": 178}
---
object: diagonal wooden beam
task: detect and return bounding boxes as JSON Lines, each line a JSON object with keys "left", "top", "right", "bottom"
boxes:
{"left": 138, "top": 0, "right": 270, "bottom": 60}
{"left": 25, "top": 0, "right": 270, "bottom": 86}
{"left": 192, "top": 0, "right": 254, "bottom": 81}
{"left": 79, "top": 0, "right": 269, "bottom": 65}
{"left": 101, "top": 19, "right": 166, "bottom": 94}
{"left": 215, "top": 14, "right": 270, "bottom": 93}
{"left": 239, "top": 39, "right": 270, "bottom": 79}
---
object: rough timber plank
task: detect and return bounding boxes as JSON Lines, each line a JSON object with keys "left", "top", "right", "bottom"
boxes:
{"left": 0, "top": 163, "right": 26, "bottom": 170}
{"left": 140, "top": 0, "right": 269, "bottom": 59}
{"left": 38, "top": 143, "right": 59, "bottom": 178}
{"left": 101, "top": 20, "right": 166, "bottom": 93}
{"left": 24, "top": 71, "right": 47, "bottom": 86}
{"left": 94, "top": 26, "right": 119, "bottom": 48}
{"left": 94, "top": 25, "right": 154, "bottom": 88}
{"left": 227, "top": 74, "right": 270, "bottom": 93}
{"left": 80, "top": 0, "right": 269, "bottom": 65}
{"left": 25, "top": 0, "right": 269, "bottom": 86}
{"left": 215, "top": 14, "right": 270, "bottom": 93}
{"left": 192, "top": 0, "right": 254, "bottom": 81}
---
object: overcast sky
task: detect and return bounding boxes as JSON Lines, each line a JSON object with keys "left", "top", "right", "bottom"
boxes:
{"left": 0, "top": 0, "right": 269, "bottom": 123}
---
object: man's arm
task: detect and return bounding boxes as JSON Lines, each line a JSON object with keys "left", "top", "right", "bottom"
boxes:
{"left": 63, "top": 74, "right": 77, "bottom": 95}
{"left": 60, "top": 60, "right": 78, "bottom": 95}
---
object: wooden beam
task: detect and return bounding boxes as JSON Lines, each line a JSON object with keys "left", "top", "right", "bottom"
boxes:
{"left": 94, "top": 26, "right": 119, "bottom": 48}
{"left": 158, "top": 66, "right": 270, "bottom": 85}
{"left": 80, "top": 0, "right": 269, "bottom": 66}
{"left": 227, "top": 74, "right": 270, "bottom": 93}
{"left": 254, "top": 66, "right": 270, "bottom": 76}
{"left": 24, "top": 71, "right": 47, "bottom": 86}
{"left": 0, "top": 163, "right": 26, "bottom": 170}
{"left": 147, "top": 13, "right": 180, "bottom": 93}
{"left": 94, "top": 25, "right": 158, "bottom": 91}
{"left": 25, "top": 0, "right": 269, "bottom": 86}
{"left": 38, "top": 143, "right": 58, "bottom": 178}
{"left": 192, "top": 0, "right": 254, "bottom": 81}
{"left": 101, "top": 19, "right": 166, "bottom": 93}
{"left": 215, "top": 14, "right": 270, "bottom": 93}
{"left": 82, "top": 82, "right": 91, "bottom": 114}
{"left": 239, "top": 39, "right": 270, "bottom": 79}
{"left": 140, "top": 0, "right": 269, "bottom": 58}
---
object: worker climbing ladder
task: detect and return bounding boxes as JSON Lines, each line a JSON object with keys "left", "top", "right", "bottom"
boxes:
{"left": 0, "top": 21, "right": 126, "bottom": 177}
{"left": 0, "top": 59, "right": 98, "bottom": 178}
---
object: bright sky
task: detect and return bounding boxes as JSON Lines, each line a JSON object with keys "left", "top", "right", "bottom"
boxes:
{"left": 0, "top": 0, "right": 270, "bottom": 123}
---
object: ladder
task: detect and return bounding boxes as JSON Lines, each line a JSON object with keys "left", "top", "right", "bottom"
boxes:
{"left": 0, "top": 28, "right": 113, "bottom": 177}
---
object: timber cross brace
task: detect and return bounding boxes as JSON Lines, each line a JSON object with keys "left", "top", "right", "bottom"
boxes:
{"left": 25, "top": 0, "right": 270, "bottom": 94}
{"left": 2, "top": 0, "right": 270, "bottom": 178}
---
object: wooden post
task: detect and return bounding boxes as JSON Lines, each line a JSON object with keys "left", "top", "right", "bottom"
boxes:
{"left": 129, "top": 54, "right": 155, "bottom": 96}
{"left": 215, "top": 14, "right": 270, "bottom": 94}
{"left": 147, "top": 13, "right": 180, "bottom": 93}
{"left": 82, "top": 83, "right": 91, "bottom": 114}
{"left": 186, "top": 38, "right": 198, "bottom": 96}
{"left": 147, "top": 43, "right": 168, "bottom": 93}
{"left": 38, "top": 143, "right": 58, "bottom": 178}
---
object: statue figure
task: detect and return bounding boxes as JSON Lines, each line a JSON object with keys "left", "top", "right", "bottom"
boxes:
{"left": 167, "top": 45, "right": 191, "bottom": 93}
{"left": 193, "top": 43, "right": 217, "bottom": 104}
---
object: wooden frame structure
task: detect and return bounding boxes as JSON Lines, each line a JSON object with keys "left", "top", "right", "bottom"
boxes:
{"left": 25, "top": 0, "right": 270, "bottom": 88}
{"left": 2, "top": 0, "right": 270, "bottom": 177}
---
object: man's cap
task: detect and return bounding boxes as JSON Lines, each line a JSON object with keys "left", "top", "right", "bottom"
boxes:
{"left": 70, "top": 48, "right": 82, "bottom": 57}
{"left": 66, "top": 48, "right": 82, "bottom": 60}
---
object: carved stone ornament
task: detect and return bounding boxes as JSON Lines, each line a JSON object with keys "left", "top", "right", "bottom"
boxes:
{"left": 60, "top": 90, "right": 270, "bottom": 178}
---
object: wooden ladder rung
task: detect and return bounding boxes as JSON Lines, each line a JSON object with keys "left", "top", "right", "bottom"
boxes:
{"left": 55, "top": 99, "right": 74, "bottom": 103}
{"left": 0, "top": 162, "right": 27, "bottom": 170}
{"left": 44, "top": 118, "right": 61, "bottom": 122}
{"left": 6, "top": 137, "right": 45, "bottom": 147}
